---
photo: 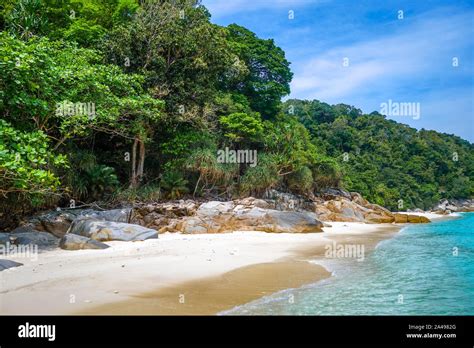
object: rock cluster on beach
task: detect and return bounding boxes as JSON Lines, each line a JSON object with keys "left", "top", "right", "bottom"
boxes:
{"left": 178, "top": 201, "right": 324, "bottom": 234}
{"left": 29, "top": 208, "right": 132, "bottom": 238}
{"left": 432, "top": 198, "right": 474, "bottom": 214}
{"left": 131, "top": 198, "right": 324, "bottom": 233}
{"left": 130, "top": 190, "right": 431, "bottom": 234}
{"left": 312, "top": 191, "right": 431, "bottom": 224}
{"left": 0, "top": 189, "right": 438, "bottom": 253}
{"left": 0, "top": 208, "right": 156, "bottom": 252}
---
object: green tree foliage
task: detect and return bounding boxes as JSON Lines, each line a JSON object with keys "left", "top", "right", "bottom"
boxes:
{"left": 262, "top": 116, "right": 317, "bottom": 177}
{"left": 0, "top": 119, "right": 67, "bottom": 228}
{"left": 0, "top": 32, "right": 163, "bottom": 198}
{"left": 66, "top": 150, "right": 119, "bottom": 201}
{"left": 239, "top": 153, "right": 281, "bottom": 196}
{"left": 160, "top": 170, "right": 189, "bottom": 199}
{"left": 225, "top": 24, "right": 293, "bottom": 118}
{"left": 186, "top": 147, "right": 238, "bottom": 197}
{"left": 286, "top": 166, "right": 313, "bottom": 195}
{"left": 219, "top": 112, "right": 263, "bottom": 143}
{"left": 284, "top": 100, "right": 474, "bottom": 210}
{"left": 5, "top": 0, "right": 76, "bottom": 39}
{"left": 0, "top": 119, "right": 67, "bottom": 198}
{"left": 112, "top": 0, "right": 139, "bottom": 24}
{"left": 104, "top": 0, "right": 234, "bottom": 115}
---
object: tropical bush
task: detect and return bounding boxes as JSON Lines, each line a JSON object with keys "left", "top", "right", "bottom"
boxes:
{"left": 160, "top": 171, "right": 189, "bottom": 200}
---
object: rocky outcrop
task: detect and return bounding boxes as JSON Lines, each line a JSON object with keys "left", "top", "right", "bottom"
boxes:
{"left": 130, "top": 200, "right": 198, "bottom": 230}
{"left": 0, "top": 259, "right": 23, "bottom": 271}
{"left": 176, "top": 201, "right": 324, "bottom": 234}
{"left": 237, "top": 197, "right": 272, "bottom": 209}
{"left": 7, "top": 190, "right": 438, "bottom": 240}
{"left": 9, "top": 231, "right": 59, "bottom": 247}
{"left": 31, "top": 208, "right": 132, "bottom": 237}
{"left": 350, "top": 192, "right": 369, "bottom": 206}
{"left": 59, "top": 234, "right": 110, "bottom": 250}
{"left": 263, "top": 190, "right": 314, "bottom": 211}
{"left": 0, "top": 225, "right": 59, "bottom": 249}
{"left": 315, "top": 199, "right": 367, "bottom": 222}
{"left": 313, "top": 195, "right": 396, "bottom": 223}
{"left": 407, "top": 215, "right": 431, "bottom": 223}
{"left": 124, "top": 193, "right": 432, "bottom": 233}
{"left": 68, "top": 219, "right": 158, "bottom": 241}
{"left": 365, "top": 213, "right": 395, "bottom": 224}
{"left": 311, "top": 190, "right": 430, "bottom": 224}
{"left": 433, "top": 199, "right": 474, "bottom": 214}
{"left": 393, "top": 213, "right": 431, "bottom": 223}
{"left": 394, "top": 213, "right": 409, "bottom": 223}
{"left": 32, "top": 211, "right": 75, "bottom": 237}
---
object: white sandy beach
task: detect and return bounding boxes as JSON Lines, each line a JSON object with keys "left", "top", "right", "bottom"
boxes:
{"left": 0, "top": 215, "right": 452, "bottom": 315}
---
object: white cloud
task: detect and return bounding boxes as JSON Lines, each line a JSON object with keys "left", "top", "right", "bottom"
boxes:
{"left": 290, "top": 9, "right": 473, "bottom": 102}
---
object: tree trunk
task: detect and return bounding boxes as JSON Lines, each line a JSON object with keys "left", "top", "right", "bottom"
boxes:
{"left": 193, "top": 173, "right": 202, "bottom": 197}
{"left": 129, "top": 136, "right": 146, "bottom": 189}
{"left": 137, "top": 139, "right": 145, "bottom": 183}
{"left": 129, "top": 138, "right": 138, "bottom": 189}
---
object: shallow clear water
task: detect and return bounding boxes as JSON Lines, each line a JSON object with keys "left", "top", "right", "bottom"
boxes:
{"left": 223, "top": 213, "right": 474, "bottom": 315}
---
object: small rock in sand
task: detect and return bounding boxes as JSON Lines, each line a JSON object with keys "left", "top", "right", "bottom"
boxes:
{"left": 0, "top": 259, "right": 23, "bottom": 271}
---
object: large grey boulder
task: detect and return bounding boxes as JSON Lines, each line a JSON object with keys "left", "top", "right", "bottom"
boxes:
{"left": 0, "top": 259, "right": 23, "bottom": 271}
{"left": 59, "top": 234, "right": 110, "bottom": 250}
{"left": 259, "top": 209, "right": 324, "bottom": 233}
{"left": 11, "top": 232, "right": 59, "bottom": 247}
{"left": 32, "top": 208, "right": 132, "bottom": 237}
{"left": 1, "top": 225, "right": 59, "bottom": 249}
{"left": 68, "top": 219, "right": 158, "bottom": 241}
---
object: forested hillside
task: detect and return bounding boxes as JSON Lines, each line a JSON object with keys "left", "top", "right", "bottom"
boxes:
{"left": 283, "top": 100, "right": 474, "bottom": 210}
{"left": 0, "top": 0, "right": 472, "bottom": 229}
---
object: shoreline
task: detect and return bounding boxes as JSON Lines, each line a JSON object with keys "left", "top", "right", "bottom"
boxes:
{"left": 0, "top": 214, "right": 452, "bottom": 315}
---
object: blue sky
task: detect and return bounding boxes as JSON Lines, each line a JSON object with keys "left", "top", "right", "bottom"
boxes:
{"left": 202, "top": 0, "right": 474, "bottom": 142}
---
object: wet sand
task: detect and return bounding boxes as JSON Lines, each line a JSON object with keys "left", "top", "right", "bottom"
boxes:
{"left": 80, "top": 261, "right": 331, "bottom": 315}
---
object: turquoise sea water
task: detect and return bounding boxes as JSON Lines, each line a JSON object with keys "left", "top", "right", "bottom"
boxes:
{"left": 223, "top": 213, "right": 474, "bottom": 315}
